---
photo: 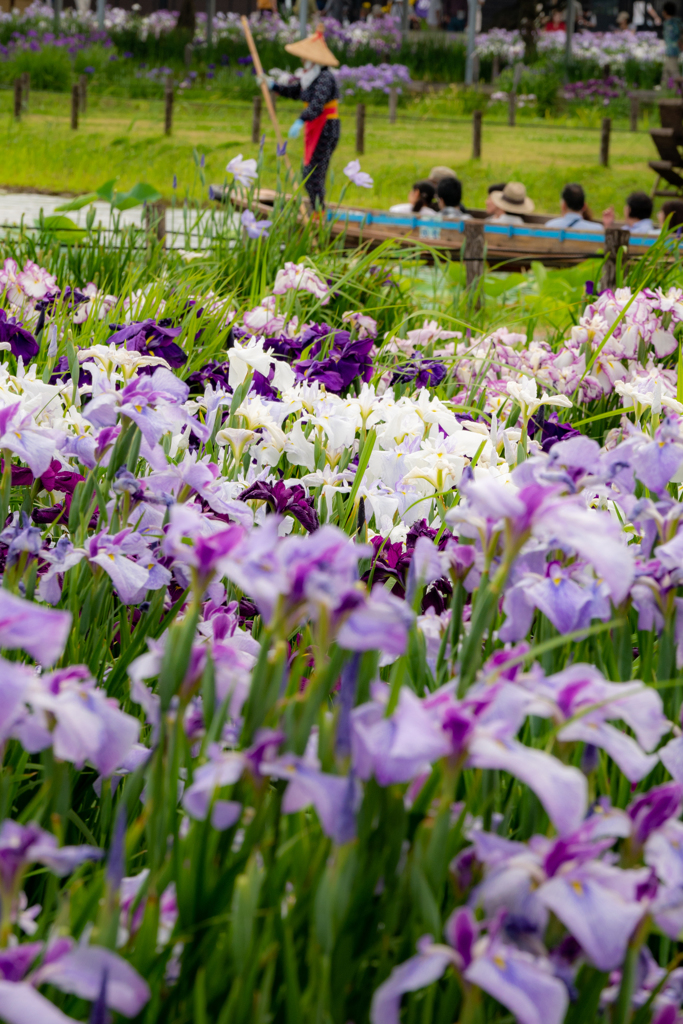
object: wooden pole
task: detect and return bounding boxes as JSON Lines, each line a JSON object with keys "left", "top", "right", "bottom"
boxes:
{"left": 600, "top": 116, "right": 611, "bottom": 167}
{"left": 21, "top": 72, "right": 29, "bottom": 112}
{"left": 492, "top": 53, "right": 499, "bottom": 80}
{"left": 240, "top": 16, "right": 292, "bottom": 174}
{"left": 164, "top": 78, "right": 174, "bottom": 136}
{"left": 356, "top": 103, "right": 365, "bottom": 155}
{"left": 79, "top": 73, "right": 87, "bottom": 115}
{"left": 472, "top": 109, "right": 482, "bottom": 159}
{"left": 600, "top": 226, "right": 629, "bottom": 291}
{"left": 465, "top": 0, "right": 476, "bottom": 84}
{"left": 464, "top": 219, "right": 485, "bottom": 306}
{"left": 508, "top": 90, "right": 516, "bottom": 127}
{"left": 71, "top": 83, "right": 79, "bottom": 130}
{"left": 184, "top": 42, "right": 193, "bottom": 69}
{"left": 252, "top": 94, "right": 262, "bottom": 144}
{"left": 145, "top": 201, "right": 166, "bottom": 246}
{"left": 13, "top": 79, "right": 21, "bottom": 122}
{"left": 206, "top": 0, "right": 214, "bottom": 49}
{"left": 389, "top": 86, "right": 397, "bottom": 123}
{"left": 96, "top": 0, "right": 105, "bottom": 30}
{"left": 513, "top": 62, "right": 523, "bottom": 91}
{"left": 564, "top": 0, "right": 574, "bottom": 82}
{"left": 630, "top": 95, "right": 639, "bottom": 132}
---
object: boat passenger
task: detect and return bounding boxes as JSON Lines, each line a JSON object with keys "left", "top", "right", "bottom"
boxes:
{"left": 659, "top": 199, "right": 683, "bottom": 229}
{"left": 389, "top": 180, "right": 439, "bottom": 217}
{"left": 485, "top": 183, "right": 506, "bottom": 216}
{"left": 486, "top": 182, "right": 534, "bottom": 225}
{"left": 603, "top": 191, "right": 657, "bottom": 234}
{"left": 436, "top": 176, "right": 471, "bottom": 220}
{"left": 428, "top": 165, "right": 459, "bottom": 186}
{"left": 545, "top": 183, "right": 604, "bottom": 232}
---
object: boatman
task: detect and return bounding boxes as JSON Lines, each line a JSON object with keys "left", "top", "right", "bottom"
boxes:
{"left": 262, "top": 30, "right": 340, "bottom": 213}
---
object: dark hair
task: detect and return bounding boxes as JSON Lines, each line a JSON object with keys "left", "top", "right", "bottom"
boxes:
{"left": 411, "top": 180, "right": 437, "bottom": 212}
{"left": 661, "top": 199, "right": 683, "bottom": 227}
{"left": 561, "top": 182, "right": 585, "bottom": 212}
{"left": 488, "top": 182, "right": 506, "bottom": 194}
{"left": 437, "top": 176, "right": 463, "bottom": 209}
{"left": 626, "top": 190, "right": 653, "bottom": 221}
{"left": 663, "top": 1, "right": 677, "bottom": 15}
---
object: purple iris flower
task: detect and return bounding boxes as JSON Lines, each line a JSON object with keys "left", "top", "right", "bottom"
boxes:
{"left": 31, "top": 943, "right": 150, "bottom": 1017}
{"left": 371, "top": 909, "right": 568, "bottom": 1024}
{"left": 629, "top": 783, "right": 683, "bottom": 845}
{"left": 0, "top": 512, "right": 42, "bottom": 568}
{"left": 241, "top": 209, "right": 272, "bottom": 239}
{"left": 528, "top": 411, "right": 581, "bottom": 454}
{"left": 50, "top": 354, "right": 92, "bottom": 388}
{"left": 239, "top": 479, "right": 319, "bottom": 532}
{"left": 0, "top": 820, "right": 102, "bottom": 897}
{"left": 632, "top": 437, "right": 683, "bottom": 495}
{"left": 337, "top": 584, "right": 414, "bottom": 657}
{"left": 263, "top": 334, "right": 304, "bottom": 360}
{"left": 294, "top": 328, "right": 374, "bottom": 394}
{"left": 0, "top": 309, "right": 38, "bottom": 362}
{"left": 262, "top": 755, "right": 362, "bottom": 845}
{"left": 0, "top": 588, "right": 71, "bottom": 665}
{"left": 84, "top": 367, "right": 194, "bottom": 448}
{"left": 182, "top": 744, "right": 244, "bottom": 829}
{"left": 87, "top": 528, "right": 171, "bottom": 605}
{"left": 391, "top": 359, "right": 447, "bottom": 388}
{"left": 186, "top": 359, "right": 232, "bottom": 393}
{"left": 108, "top": 319, "right": 186, "bottom": 369}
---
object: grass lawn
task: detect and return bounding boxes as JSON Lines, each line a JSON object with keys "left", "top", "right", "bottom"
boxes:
{"left": 0, "top": 88, "right": 661, "bottom": 217}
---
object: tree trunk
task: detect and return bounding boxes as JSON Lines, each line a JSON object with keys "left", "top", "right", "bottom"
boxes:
{"left": 176, "top": 0, "right": 196, "bottom": 33}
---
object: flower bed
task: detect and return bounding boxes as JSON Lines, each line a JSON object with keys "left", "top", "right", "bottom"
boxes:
{"left": 1, "top": 174, "right": 683, "bottom": 1023}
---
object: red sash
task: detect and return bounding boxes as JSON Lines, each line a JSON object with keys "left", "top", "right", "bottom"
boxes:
{"left": 304, "top": 100, "right": 339, "bottom": 165}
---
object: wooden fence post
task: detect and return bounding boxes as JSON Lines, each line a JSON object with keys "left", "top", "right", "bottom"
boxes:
{"left": 251, "top": 94, "right": 262, "bottom": 144}
{"left": 71, "top": 83, "right": 79, "bottom": 130}
{"left": 629, "top": 95, "right": 639, "bottom": 132}
{"left": 472, "top": 109, "right": 482, "bottom": 159}
{"left": 600, "top": 116, "right": 611, "bottom": 166}
{"left": 145, "top": 201, "right": 166, "bottom": 246}
{"left": 388, "top": 86, "right": 397, "bottom": 123}
{"left": 206, "top": 0, "right": 215, "bottom": 48}
{"left": 492, "top": 53, "right": 500, "bottom": 80}
{"left": 464, "top": 219, "right": 485, "bottom": 306}
{"left": 79, "top": 73, "right": 87, "bottom": 115}
{"left": 471, "top": 53, "right": 480, "bottom": 84}
{"left": 600, "top": 226, "right": 630, "bottom": 291}
{"left": 508, "top": 90, "right": 516, "bottom": 127}
{"left": 164, "top": 78, "right": 174, "bottom": 136}
{"left": 513, "top": 62, "right": 523, "bottom": 91}
{"left": 21, "top": 72, "right": 29, "bottom": 112}
{"left": 184, "top": 42, "right": 193, "bottom": 69}
{"left": 356, "top": 102, "right": 365, "bottom": 155}
{"left": 13, "top": 79, "right": 21, "bottom": 121}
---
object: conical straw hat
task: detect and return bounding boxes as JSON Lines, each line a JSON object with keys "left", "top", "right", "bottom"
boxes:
{"left": 285, "top": 30, "right": 339, "bottom": 67}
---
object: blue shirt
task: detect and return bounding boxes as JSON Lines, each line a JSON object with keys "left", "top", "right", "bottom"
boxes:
{"left": 545, "top": 212, "right": 604, "bottom": 232}
{"left": 629, "top": 218, "right": 656, "bottom": 234}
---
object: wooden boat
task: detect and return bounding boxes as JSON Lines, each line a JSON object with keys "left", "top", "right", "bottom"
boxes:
{"left": 211, "top": 185, "right": 664, "bottom": 269}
